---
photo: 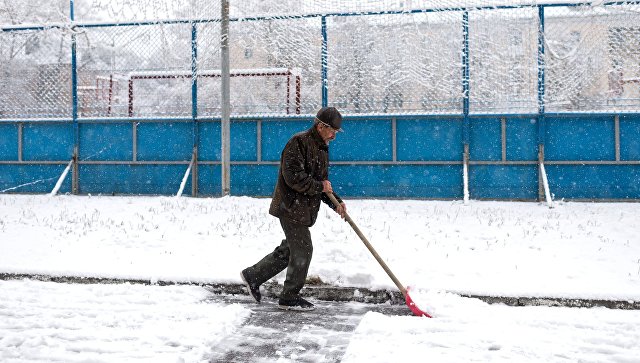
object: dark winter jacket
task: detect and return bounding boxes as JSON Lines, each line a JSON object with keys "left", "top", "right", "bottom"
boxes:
{"left": 269, "top": 125, "right": 343, "bottom": 227}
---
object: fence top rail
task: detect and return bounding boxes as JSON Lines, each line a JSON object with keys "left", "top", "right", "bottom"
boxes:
{"left": 3, "top": 0, "right": 640, "bottom": 32}
{"left": 3, "top": 112, "right": 638, "bottom": 124}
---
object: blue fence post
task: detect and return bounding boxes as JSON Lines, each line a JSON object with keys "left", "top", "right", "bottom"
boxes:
{"left": 70, "top": 0, "right": 79, "bottom": 194}
{"left": 462, "top": 11, "right": 470, "bottom": 143}
{"left": 537, "top": 6, "right": 546, "bottom": 144}
{"left": 191, "top": 22, "right": 199, "bottom": 196}
{"left": 537, "top": 5, "right": 546, "bottom": 201}
{"left": 462, "top": 10, "right": 470, "bottom": 201}
{"left": 321, "top": 15, "right": 328, "bottom": 108}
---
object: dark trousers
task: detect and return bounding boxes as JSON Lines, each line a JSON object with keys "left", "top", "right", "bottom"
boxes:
{"left": 243, "top": 218, "right": 313, "bottom": 300}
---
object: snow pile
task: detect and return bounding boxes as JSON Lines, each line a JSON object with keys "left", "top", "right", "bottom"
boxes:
{"left": 0, "top": 279, "right": 250, "bottom": 363}
{"left": 343, "top": 295, "right": 640, "bottom": 363}
{"left": 406, "top": 288, "right": 488, "bottom": 318}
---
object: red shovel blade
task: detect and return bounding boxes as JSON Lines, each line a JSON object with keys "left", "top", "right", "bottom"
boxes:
{"left": 405, "top": 287, "right": 432, "bottom": 318}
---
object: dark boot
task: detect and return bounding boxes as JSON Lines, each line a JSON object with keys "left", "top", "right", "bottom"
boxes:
{"left": 278, "top": 297, "right": 315, "bottom": 311}
{"left": 240, "top": 269, "right": 261, "bottom": 303}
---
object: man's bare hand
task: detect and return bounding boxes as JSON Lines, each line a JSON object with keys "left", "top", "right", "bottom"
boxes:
{"left": 336, "top": 202, "right": 347, "bottom": 219}
{"left": 322, "top": 180, "right": 333, "bottom": 193}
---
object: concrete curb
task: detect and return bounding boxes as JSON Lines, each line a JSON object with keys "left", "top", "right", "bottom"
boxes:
{"left": 2, "top": 273, "right": 639, "bottom": 310}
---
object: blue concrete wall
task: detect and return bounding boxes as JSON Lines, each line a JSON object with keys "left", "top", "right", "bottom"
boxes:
{"left": 396, "top": 118, "right": 463, "bottom": 161}
{"left": 621, "top": 115, "right": 640, "bottom": 160}
{"left": 23, "top": 123, "right": 74, "bottom": 161}
{"left": 1, "top": 114, "right": 639, "bottom": 199}
{"left": 0, "top": 124, "right": 19, "bottom": 160}
{"left": 545, "top": 116, "right": 615, "bottom": 161}
{"left": 80, "top": 123, "right": 133, "bottom": 161}
{"left": 0, "top": 164, "right": 72, "bottom": 194}
{"left": 506, "top": 117, "right": 538, "bottom": 161}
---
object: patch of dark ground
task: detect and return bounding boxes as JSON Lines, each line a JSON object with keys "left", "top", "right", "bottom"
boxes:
{"left": 204, "top": 293, "right": 413, "bottom": 363}
{"left": 2, "top": 272, "right": 639, "bottom": 310}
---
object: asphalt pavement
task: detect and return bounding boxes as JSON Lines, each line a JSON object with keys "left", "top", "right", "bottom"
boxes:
{"left": 205, "top": 293, "right": 413, "bottom": 363}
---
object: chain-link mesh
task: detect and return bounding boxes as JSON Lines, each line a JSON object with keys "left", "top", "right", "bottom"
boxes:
{"left": 76, "top": 24, "right": 193, "bottom": 118}
{"left": 0, "top": 0, "right": 68, "bottom": 25}
{"left": 197, "top": 17, "right": 320, "bottom": 116}
{"left": 2, "top": 0, "right": 640, "bottom": 120}
{"left": 1, "top": 0, "right": 69, "bottom": 119}
{"left": 328, "top": 12, "right": 463, "bottom": 114}
{"left": 74, "top": 0, "right": 218, "bottom": 118}
{"left": 544, "top": 4, "right": 640, "bottom": 112}
{"left": 0, "top": 28, "right": 72, "bottom": 119}
{"left": 469, "top": 8, "right": 539, "bottom": 114}
{"left": 73, "top": 0, "right": 212, "bottom": 23}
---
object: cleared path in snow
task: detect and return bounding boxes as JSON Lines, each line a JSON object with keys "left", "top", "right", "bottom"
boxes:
{"left": 205, "top": 294, "right": 412, "bottom": 363}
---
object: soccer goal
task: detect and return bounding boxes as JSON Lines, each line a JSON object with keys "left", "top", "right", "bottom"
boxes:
{"left": 127, "top": 68, "right": 301, "bottom": 117}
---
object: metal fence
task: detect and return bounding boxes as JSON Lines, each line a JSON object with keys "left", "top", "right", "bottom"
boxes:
{"left": 1, "top": 0, "right": 639, "bottom": 199}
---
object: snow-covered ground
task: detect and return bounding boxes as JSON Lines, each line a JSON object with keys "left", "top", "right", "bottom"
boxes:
{"left": 1, "top": 194, "right": 639, "bottom": 362}
{"left": 2, "top": 195, "right": 639, "bottom": 299}
{"left": 0, "top": 279, "right": 248, "bottom": 363}
{"left": 344, "top": 290, "right": 640, "bottom": 363}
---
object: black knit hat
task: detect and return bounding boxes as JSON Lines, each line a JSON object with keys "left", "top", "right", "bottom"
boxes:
{"left": 315, "top": 107, "right": 343, "bottom": 132}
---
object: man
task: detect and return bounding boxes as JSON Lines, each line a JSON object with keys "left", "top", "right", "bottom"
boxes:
{"left": 241, "top": 107, "right": 346, "bottom": 311}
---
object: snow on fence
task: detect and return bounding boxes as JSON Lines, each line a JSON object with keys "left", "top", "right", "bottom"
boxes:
{"left": 0, "top": 1, "right": 639, "bottom": 199}
{"left": 50, "top": 159, "right": 73, "bottom": 197}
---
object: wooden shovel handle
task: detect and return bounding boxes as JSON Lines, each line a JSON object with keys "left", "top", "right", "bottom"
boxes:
{"left": 325, "top": 192, "right": 407, "bottom": 297}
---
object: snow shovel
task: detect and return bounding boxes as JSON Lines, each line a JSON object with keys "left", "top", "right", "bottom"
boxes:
{"left": 326, "top": 192, "right": 432, "bottom": 318}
